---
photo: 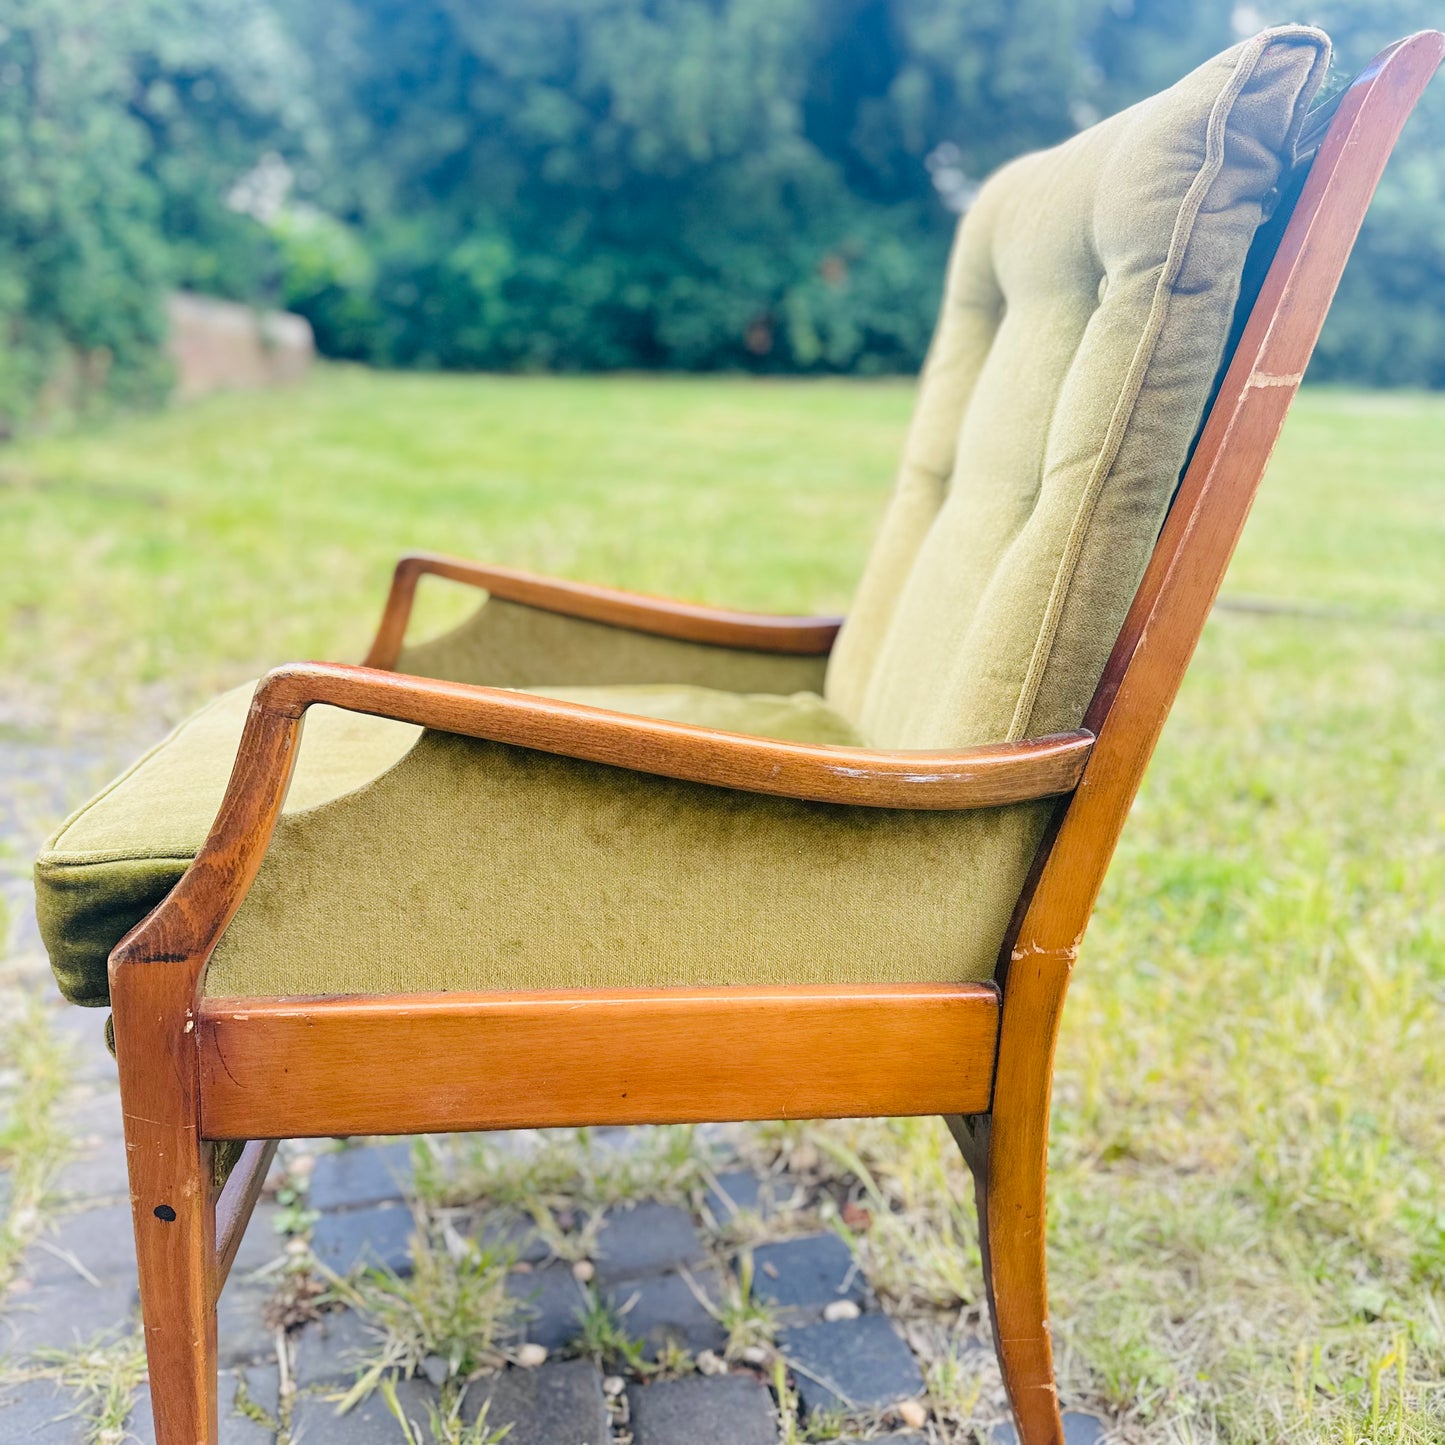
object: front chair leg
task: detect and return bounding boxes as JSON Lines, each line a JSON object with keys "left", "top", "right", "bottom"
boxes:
{"left": 113, "top": 966, "right": 220, "bottom": 1445}
{"left": 949, "top": 1113, "right": 1064, "bottom": 1445}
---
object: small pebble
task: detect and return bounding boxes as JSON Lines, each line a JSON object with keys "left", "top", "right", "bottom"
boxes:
{"left": 740, "top": 1345, "right": 769, "bottom": 1366}
{"left": 602, "top": 1375, "right": 626, "bottom": 1397}
{"left": 696, "top": 1349, "right": 727, "bottom": 1376}
{"left": 515, "top": 1343, "right": 548, "bottom": 1368}
{"left": 420, "top": 1354, "right": 449, "bottom": 1387}
{"left": 823, "top": 1299, "right": 861, "bottom": 1322}
{"left": 572, "top": 1259, "right": 595, "bottom": 1282}
{"left": 897, "top": 1398, "right": 928, "bottom": 1429}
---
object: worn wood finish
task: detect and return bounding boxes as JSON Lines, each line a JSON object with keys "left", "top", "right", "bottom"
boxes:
{"left": 110, "top": 962, "right": 219, "bottom": 1445}
{"left": 105, "top": 37, "right": 1442, "bottom": 1445}
{"left": 197, "top": 983, "right": 1000, "bottom": 1140}
{"left": 258, "top": 659, "right": 1094, "bottom": 811}
{"left": 211, "top": 1139, "right": 278, "bottom": 1301}
{"left": 960, "top": 35, "right": 1445, "bottom": 1445}
{"left": 364, "top": 551, "right": 844, "bottom": 668}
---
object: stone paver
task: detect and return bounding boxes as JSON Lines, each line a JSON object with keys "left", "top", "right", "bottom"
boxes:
{"left": 290, "top": 1376, "right": 437, "bottom": 1443}
{"left": 506, "top": 1263, "right": 588, "bottom": 1352}
{"left": 216, "top": 1276, "right": 279, "bottom": 1367}
{"left": 0, "top": 1276, "right": 136, "bottom": 1356}
{"left": 51, "top": 1091, "right": 130, "bottom": 1202}
{"left": 994, "top": 1412, "right": 1105, "bottom": 1444}
{"left": 308, "top": 1143, "right": 413, "bottom": 1213}
{"left": 293, "top": 1306, "right": 377, "bottom": 1389}
{"left": 0, "top": 1378, "right": 88, "bottom": 1442}
{"left": 230, "top": 1200, "right": 285, "bottom": 1278}
{"left": 607, "top": 1267, "right": 727, "bottom": 1358}
{"left": 471, "top": 1210, "right": 552, "bottom": 1265}
{"left": 22, "top": 1202, "right": 136, "bottom": 1287}
{"left": 747, "top": 1233, "right": 866, "bottom": 1314}
{"left": 464, "top": 1358, "right": 610, "bottom": 1445}
{"left": 780, "top": 1313, "right": 926, "bottom": 1415}
{"left": 310, "top": 1202, "right": 415, "bottom": 1276}
{"left": 628, "top": 1372, "right": 776, "bottom": 1445}
{"left": 593, "top": 1201, "right": 706, "bottom": 1281}
{"left": 703, "top": 1170, "right": 763, "bottom": 1221}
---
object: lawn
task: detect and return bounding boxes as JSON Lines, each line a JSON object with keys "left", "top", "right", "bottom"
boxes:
{"left": 2, "top": 367, "right": 1443, "bottom": 1442}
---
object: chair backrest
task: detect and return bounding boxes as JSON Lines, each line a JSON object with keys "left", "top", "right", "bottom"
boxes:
{"left": 825, "top": 28, "right": 1331, "bottom": 751}
{"left": 995, "top": 27, "right": 1443, "bottom": 1102}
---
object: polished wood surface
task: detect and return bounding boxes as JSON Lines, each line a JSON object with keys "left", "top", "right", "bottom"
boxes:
{"left": 197, "top": 983, "right": 1000, "bottom": 1140}
{"left": 965, "top": 34, "right": 1445, "bottom": 1445}
{"left": 364, "top": 551, "right": 844, "bottom": 668}
{"left": 258, "top": 659, "right": 1093, "bottom": 810}
{"left": 105, "top": 37, "right": 1443, "bottom": 1445}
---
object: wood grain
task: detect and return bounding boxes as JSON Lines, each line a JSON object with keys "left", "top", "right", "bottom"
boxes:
{"left": 211, "top": 1139, "right": 278, "bottom": 1302}
{"left": 364, "top": 551, "right": 844, "bottom": 668}
{"left": 197, "top": 983, "right": 1001, "bottom": 1139}
{"left": 257, "top": 660, "right": 1093, "bottom": 811}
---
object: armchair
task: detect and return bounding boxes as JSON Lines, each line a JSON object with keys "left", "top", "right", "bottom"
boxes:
{"left": 33, "top": 26, "right": 1443, "bottom": 1445}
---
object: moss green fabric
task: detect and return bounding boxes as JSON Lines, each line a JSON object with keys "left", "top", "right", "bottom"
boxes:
{"left": 202, "top": 731, "right": 1042, "bottom": 998}
{"left": 826, "top": 28, "right": 1330, "bottom": 746}
{"left": 36, "top": 683, "right": 422, "bottom": 1007}
{"left": 37, "top": 657, "right": 860, "bottom": 1005}
{"left": 399, "top": 596, "right": 830, "bottom": 696}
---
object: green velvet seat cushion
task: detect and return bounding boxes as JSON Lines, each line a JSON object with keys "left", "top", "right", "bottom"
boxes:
{"left": 36, "top": 671, "right": 862, "bottom": 1006}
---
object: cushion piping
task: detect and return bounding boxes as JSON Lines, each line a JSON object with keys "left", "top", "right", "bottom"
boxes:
{"left": 1004, "top": 26, "right": 1322, "bottom": 741}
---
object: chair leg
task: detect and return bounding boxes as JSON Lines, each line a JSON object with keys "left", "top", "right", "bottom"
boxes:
{"left": 113, "top": 969, "right": 220, "bottom": 1445}
{"left": 950, "top": 1114, "right": 1064, "bottom": 1445}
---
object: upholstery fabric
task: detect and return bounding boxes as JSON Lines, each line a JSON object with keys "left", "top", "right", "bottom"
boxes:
{"left": 36, "top": 660, "right": 861, "bottom": 1005}
{"left": 203, "top": 730, "right": 1041, "bottom": 999}
{"left": 37, "top": 28, "right": 1329, "bottom": 1010}
{"left": 399, "top": 596, "right": 830, "bottom": 696}
{"left": 826, "top": 28, "right": 1330, "bottom": 746}
{"left": 36, "top": 684, "right": 421, "bottom": 1008}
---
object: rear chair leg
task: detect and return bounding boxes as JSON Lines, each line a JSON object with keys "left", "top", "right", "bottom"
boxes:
{"left": 950, "top": 1114, "right": 1064, "bottom": 1445}
{"left": 113, "top": 969, "right": 220, "bottom": 1445}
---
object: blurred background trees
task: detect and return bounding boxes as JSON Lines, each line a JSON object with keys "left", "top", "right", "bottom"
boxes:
{"left": 1, "top": 0, "right": 1441, "bottom": 428}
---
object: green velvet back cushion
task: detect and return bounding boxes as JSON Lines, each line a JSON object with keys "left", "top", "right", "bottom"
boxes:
{"left": 826, "top": 28, "right": 1330, "bottom": 748}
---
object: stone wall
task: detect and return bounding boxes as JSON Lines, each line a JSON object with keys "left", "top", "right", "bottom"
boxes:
{"left": 166, "top": 292, "right": 314, "bottom": 402}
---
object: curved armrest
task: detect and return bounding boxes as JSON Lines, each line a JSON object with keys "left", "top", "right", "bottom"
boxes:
{"left": 364, "top": 552, "right": 844, "bottom": 668}
{"left": 110, "top": 661, "right": 1092, "bottom": 983}
{"left": 260, "top": 663, "right": 1093, "bottom": 811}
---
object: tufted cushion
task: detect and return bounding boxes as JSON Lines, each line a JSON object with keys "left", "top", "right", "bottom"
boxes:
{"left": 826, "top": 27, "right": 1330, "bottom": 747}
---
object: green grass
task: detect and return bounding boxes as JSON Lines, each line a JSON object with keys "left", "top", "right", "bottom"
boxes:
{"left": 3, "top": 366, "right": 1443, "bottom": 1440}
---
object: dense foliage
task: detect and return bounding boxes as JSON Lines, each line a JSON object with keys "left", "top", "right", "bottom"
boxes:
{"left": 0, "top": 0, "right": 1442, "bottom": 425}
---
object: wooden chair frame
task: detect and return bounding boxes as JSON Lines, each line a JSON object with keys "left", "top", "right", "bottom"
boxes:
{"left": 106, "top": 34, "right": 1442, "bottom": 1445}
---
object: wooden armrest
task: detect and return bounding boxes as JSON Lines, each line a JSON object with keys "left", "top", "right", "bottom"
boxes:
{"left": 110, "top": 661, "right": 1091, "bottom": 982}
{"left": 363, "top": 551, "right": 844, "bottom": 668}
{"left": 261, "top": 662, "right": 1093, "bottom": 812}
